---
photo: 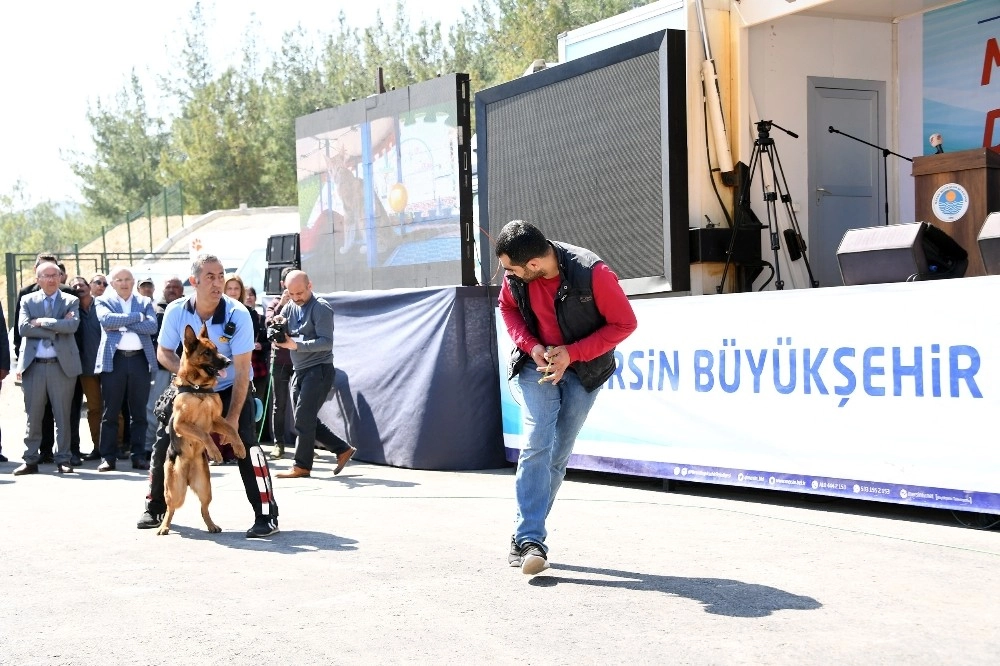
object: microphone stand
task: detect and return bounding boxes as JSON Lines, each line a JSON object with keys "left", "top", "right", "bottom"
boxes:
{"left": 828, "top": 126, "right": 913, "bottom": 227}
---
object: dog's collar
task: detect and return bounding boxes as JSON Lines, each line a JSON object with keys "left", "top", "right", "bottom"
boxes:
{"left": 176, "top": 384, "right": 216, "bottom": 394}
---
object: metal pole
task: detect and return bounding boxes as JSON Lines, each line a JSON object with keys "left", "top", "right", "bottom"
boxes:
{"left": 179, "top": 182, "right": 185, "bottom": 227}
{"left": 5, "top": 252, "right": 16, "bottom": 328}
{"left": 147, "top": 200, "right": 154, "bottom": 253}
{"left": 126, "top": 214, "right": 133, "bottom": 258}
{"left": 101, "top": 225, "right": 108, "bottom": 269}
{"left": 163, "top": 188, "right": 169, "bottom": 241}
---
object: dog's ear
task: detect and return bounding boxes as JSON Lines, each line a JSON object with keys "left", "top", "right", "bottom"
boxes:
{"left": 200, "top": 322, "right": 210, "bottom": 339}
{"left": 183, "top": 325, "right": 198, "bottom": 348}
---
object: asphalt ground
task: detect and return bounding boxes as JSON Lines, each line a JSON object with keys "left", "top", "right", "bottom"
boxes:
{"left": 1, "top": 371, "right": 998, "bottom": 665}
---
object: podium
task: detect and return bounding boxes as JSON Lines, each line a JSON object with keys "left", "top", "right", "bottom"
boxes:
{"left": 912, "top": 148, "right": 1000, "bottom": 277}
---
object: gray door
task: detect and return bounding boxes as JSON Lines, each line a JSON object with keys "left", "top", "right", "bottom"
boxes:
{"left": 808, "top": 78, "right": 885, "bottom": 287}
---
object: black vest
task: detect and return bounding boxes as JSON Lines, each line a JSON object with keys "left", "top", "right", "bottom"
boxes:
{"left": 506, "top": 241, "right": 617, "bottom": 392}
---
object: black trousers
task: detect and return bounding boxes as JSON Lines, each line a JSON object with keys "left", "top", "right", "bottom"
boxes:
{"left": 144, "top": 384, "right": 279, "bottom": 519}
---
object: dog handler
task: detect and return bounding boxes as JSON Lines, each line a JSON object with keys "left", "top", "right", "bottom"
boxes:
{"left": 136, "top": 253, "right": 280, "bottom": 538}
{"left": 496, "top": 220, "right": 637, "bottom": 575}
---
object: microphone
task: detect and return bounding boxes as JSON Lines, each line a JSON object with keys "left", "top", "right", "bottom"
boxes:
{"left": 929, "top": 133, "right": 944, "bottom": 154}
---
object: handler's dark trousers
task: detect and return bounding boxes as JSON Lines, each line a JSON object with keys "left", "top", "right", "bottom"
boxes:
{"left": 144, "top": 384, "right": 278, "bottom": 519}
{"left": 290, "top": 363, "right": 334, "bottom": 472}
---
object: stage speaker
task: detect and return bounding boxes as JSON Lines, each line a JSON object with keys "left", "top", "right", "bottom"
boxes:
{"left": 266, "top": 233, "right": 300, "bottom": 265}
{"left": 977, "top": 212, "right": 1000, "bottom": 275}
{"left": 837, "top": 222, "right": 968, "bottom": 286}
{"left": 264, "top": 264, "right": 296, "bottom": 294}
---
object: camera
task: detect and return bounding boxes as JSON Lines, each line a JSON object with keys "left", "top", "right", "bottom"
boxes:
{"left": 266, "top": 321, "right": 287, "bottom": 344}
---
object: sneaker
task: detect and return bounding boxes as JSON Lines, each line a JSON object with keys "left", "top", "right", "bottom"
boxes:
{"left": 519, "top": 542, "right": 549, "bottom": 575}
{"left": 0, "top": 453, "right": 8, "bottom": 463}
{"left": 270, "top": 444, "right": 284, "bottom": 460}
{"left": 246, "top": 516, "right": 279, "bottom": 538}
{"left": 136, "top": 510, "right": 164, "bottom": 529}
{"left": 508, "top": 536, "right": 522, "bottom": 567}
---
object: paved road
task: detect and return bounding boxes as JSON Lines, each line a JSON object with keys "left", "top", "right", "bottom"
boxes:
{"left": 1, "top": 372, "right": 998, "bottom": 664}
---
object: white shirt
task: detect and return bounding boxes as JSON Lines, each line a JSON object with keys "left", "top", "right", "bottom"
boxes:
{"left": 116, "top": 295, "right": 144, "bottom": 351}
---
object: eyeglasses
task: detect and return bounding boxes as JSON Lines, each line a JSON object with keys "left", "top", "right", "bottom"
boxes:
{"left": 38, "top": 273, "right": 60, "bottom": 279}
{"left": 91, "top": 280, "right": 107, "bottom": 286}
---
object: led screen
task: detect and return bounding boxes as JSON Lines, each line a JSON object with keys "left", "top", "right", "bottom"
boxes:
{"left": 475, "top": 30, "right": 689, "bottom": 294}
{"left": 295, "top": 75, "right": 473, "bottom": 291}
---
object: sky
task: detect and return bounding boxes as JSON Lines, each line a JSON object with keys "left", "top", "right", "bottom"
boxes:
{"left": 0, "top": 0, "right": 474, "bottom": 206}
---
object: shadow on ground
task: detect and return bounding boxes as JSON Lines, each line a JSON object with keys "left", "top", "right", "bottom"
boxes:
{"left": 159, "top": 524, "right": 360, "bottom": 554}
{"left": 532, "top": 562, "right": 822, "bottom": 618}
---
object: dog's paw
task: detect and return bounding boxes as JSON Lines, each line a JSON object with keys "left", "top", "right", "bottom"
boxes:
{"left": 232, "top": 442, "right": 247, "bottom": 459}
{"left": 206, "top": 445, "right": 224, "bottom": 463}
{"left": 207, "top": 524, "right": 222, "bottom": 534}
{"left": 156, "top": 527, "right": 170, "bottom": 536}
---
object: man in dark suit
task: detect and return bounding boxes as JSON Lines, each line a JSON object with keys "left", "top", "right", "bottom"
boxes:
{"left": 0, "top": 301, "right": 10, "bottom": 463}
{"left": 12, "top": 262, "right": 82, "bottom": 476}
{"left": 69, "top": 275, "right": 103, "bottom": 461}
{"left": 94, "top": 267, "right": 157, "bottom": 472}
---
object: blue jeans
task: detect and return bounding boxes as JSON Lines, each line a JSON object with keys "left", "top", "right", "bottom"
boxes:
{"left": 514, "top": 361, "right": 601, "bottom": 551}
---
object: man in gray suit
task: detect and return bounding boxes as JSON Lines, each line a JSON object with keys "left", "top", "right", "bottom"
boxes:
{"left": 13, "top": 262, "right": 82, "bottom": 476}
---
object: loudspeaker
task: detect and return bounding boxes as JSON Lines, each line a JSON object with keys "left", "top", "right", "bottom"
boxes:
{"left": 264, "top": 264, "right": 295, "bottom": 294}
{"left": 266, "top": 233, "right": 300, "bottom": 265}
{"left": 977, "top": 212, "right": 1000, "bottom": 275}
{"left": 837, "top": 222, "right": 968, "bottom": 286}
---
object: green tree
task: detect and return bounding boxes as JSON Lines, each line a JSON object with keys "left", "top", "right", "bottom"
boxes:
{"left": 1, "top": 181, "right": 102, "bottom": 256}
{"left": 69, "top": 72, "right": 168, "bottom": 220}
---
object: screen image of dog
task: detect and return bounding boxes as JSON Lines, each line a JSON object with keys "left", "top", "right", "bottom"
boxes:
{"left": 157, "top": 324, "right": 246, "bottom": 536}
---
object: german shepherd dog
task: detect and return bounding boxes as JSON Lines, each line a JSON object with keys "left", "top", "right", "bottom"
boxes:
{"left": 157, "top": 324, "right": 246, "bottom": 536}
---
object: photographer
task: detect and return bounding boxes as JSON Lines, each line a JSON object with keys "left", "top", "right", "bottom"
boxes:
{"left": 264, "top": 267, "right": 296, "bottom": 459}
{"left": 271, "top": 270, "right": 355, "bottom": 478}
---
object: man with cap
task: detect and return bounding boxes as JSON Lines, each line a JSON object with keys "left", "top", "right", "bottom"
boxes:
{"left": 143, "top": 276, "right": 184, "bottom": 455}
{"left": 137, "top": 277, "right": 155, "bottom": 299}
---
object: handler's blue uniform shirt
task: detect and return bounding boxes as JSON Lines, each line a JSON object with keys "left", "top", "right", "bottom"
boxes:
{"left": 158, "top": 294, "right": 254, "bottom": 391}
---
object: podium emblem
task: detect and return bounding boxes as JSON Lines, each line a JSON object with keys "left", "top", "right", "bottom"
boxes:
{"left": 931, "top": 183, "right": 970, "bottom": 222}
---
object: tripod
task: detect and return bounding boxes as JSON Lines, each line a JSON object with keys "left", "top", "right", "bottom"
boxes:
{"left": 718, "top": 120, "right": 819, "bottom": 293}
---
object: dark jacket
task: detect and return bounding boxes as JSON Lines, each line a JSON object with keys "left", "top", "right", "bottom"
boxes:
{"left": 507, "top": 241, "right": 616, "bottom": 391}
{"left": 265, "top": 295, "right": 293, "bottom": 367}
{"left": 74, "top": 298, "right": 102, "bottom": 375}
{"left": 0, "top": 302, "right": 9, "bottom": 372}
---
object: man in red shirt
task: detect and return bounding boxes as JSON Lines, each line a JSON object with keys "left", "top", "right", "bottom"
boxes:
{"left": 496, "top": 220, "right": 637, "bottom": 575}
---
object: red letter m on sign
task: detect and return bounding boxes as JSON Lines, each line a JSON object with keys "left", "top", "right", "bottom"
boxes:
{"left": 984, "top": 38, "right": 1000, "bottom": 86}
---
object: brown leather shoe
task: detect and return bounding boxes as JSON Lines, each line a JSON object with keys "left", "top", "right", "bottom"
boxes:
{"left": 56, "top": 463, "right": 74, "bottom": 474}
{"left": 276, "top": 466, "right": 311, "bottom": 479}
{"left": 13, "top": 463, "right": 39, "bottom": 476}
{"left": 334, "top": 446, "right": 356, "bottom": 475}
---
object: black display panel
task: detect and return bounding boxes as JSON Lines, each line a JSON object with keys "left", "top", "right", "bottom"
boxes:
{"left": 295, "top": 74, "right": 474, "bottom": 291}
{"left": 475, "top": 30, "right": 689, "bottom": 294}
